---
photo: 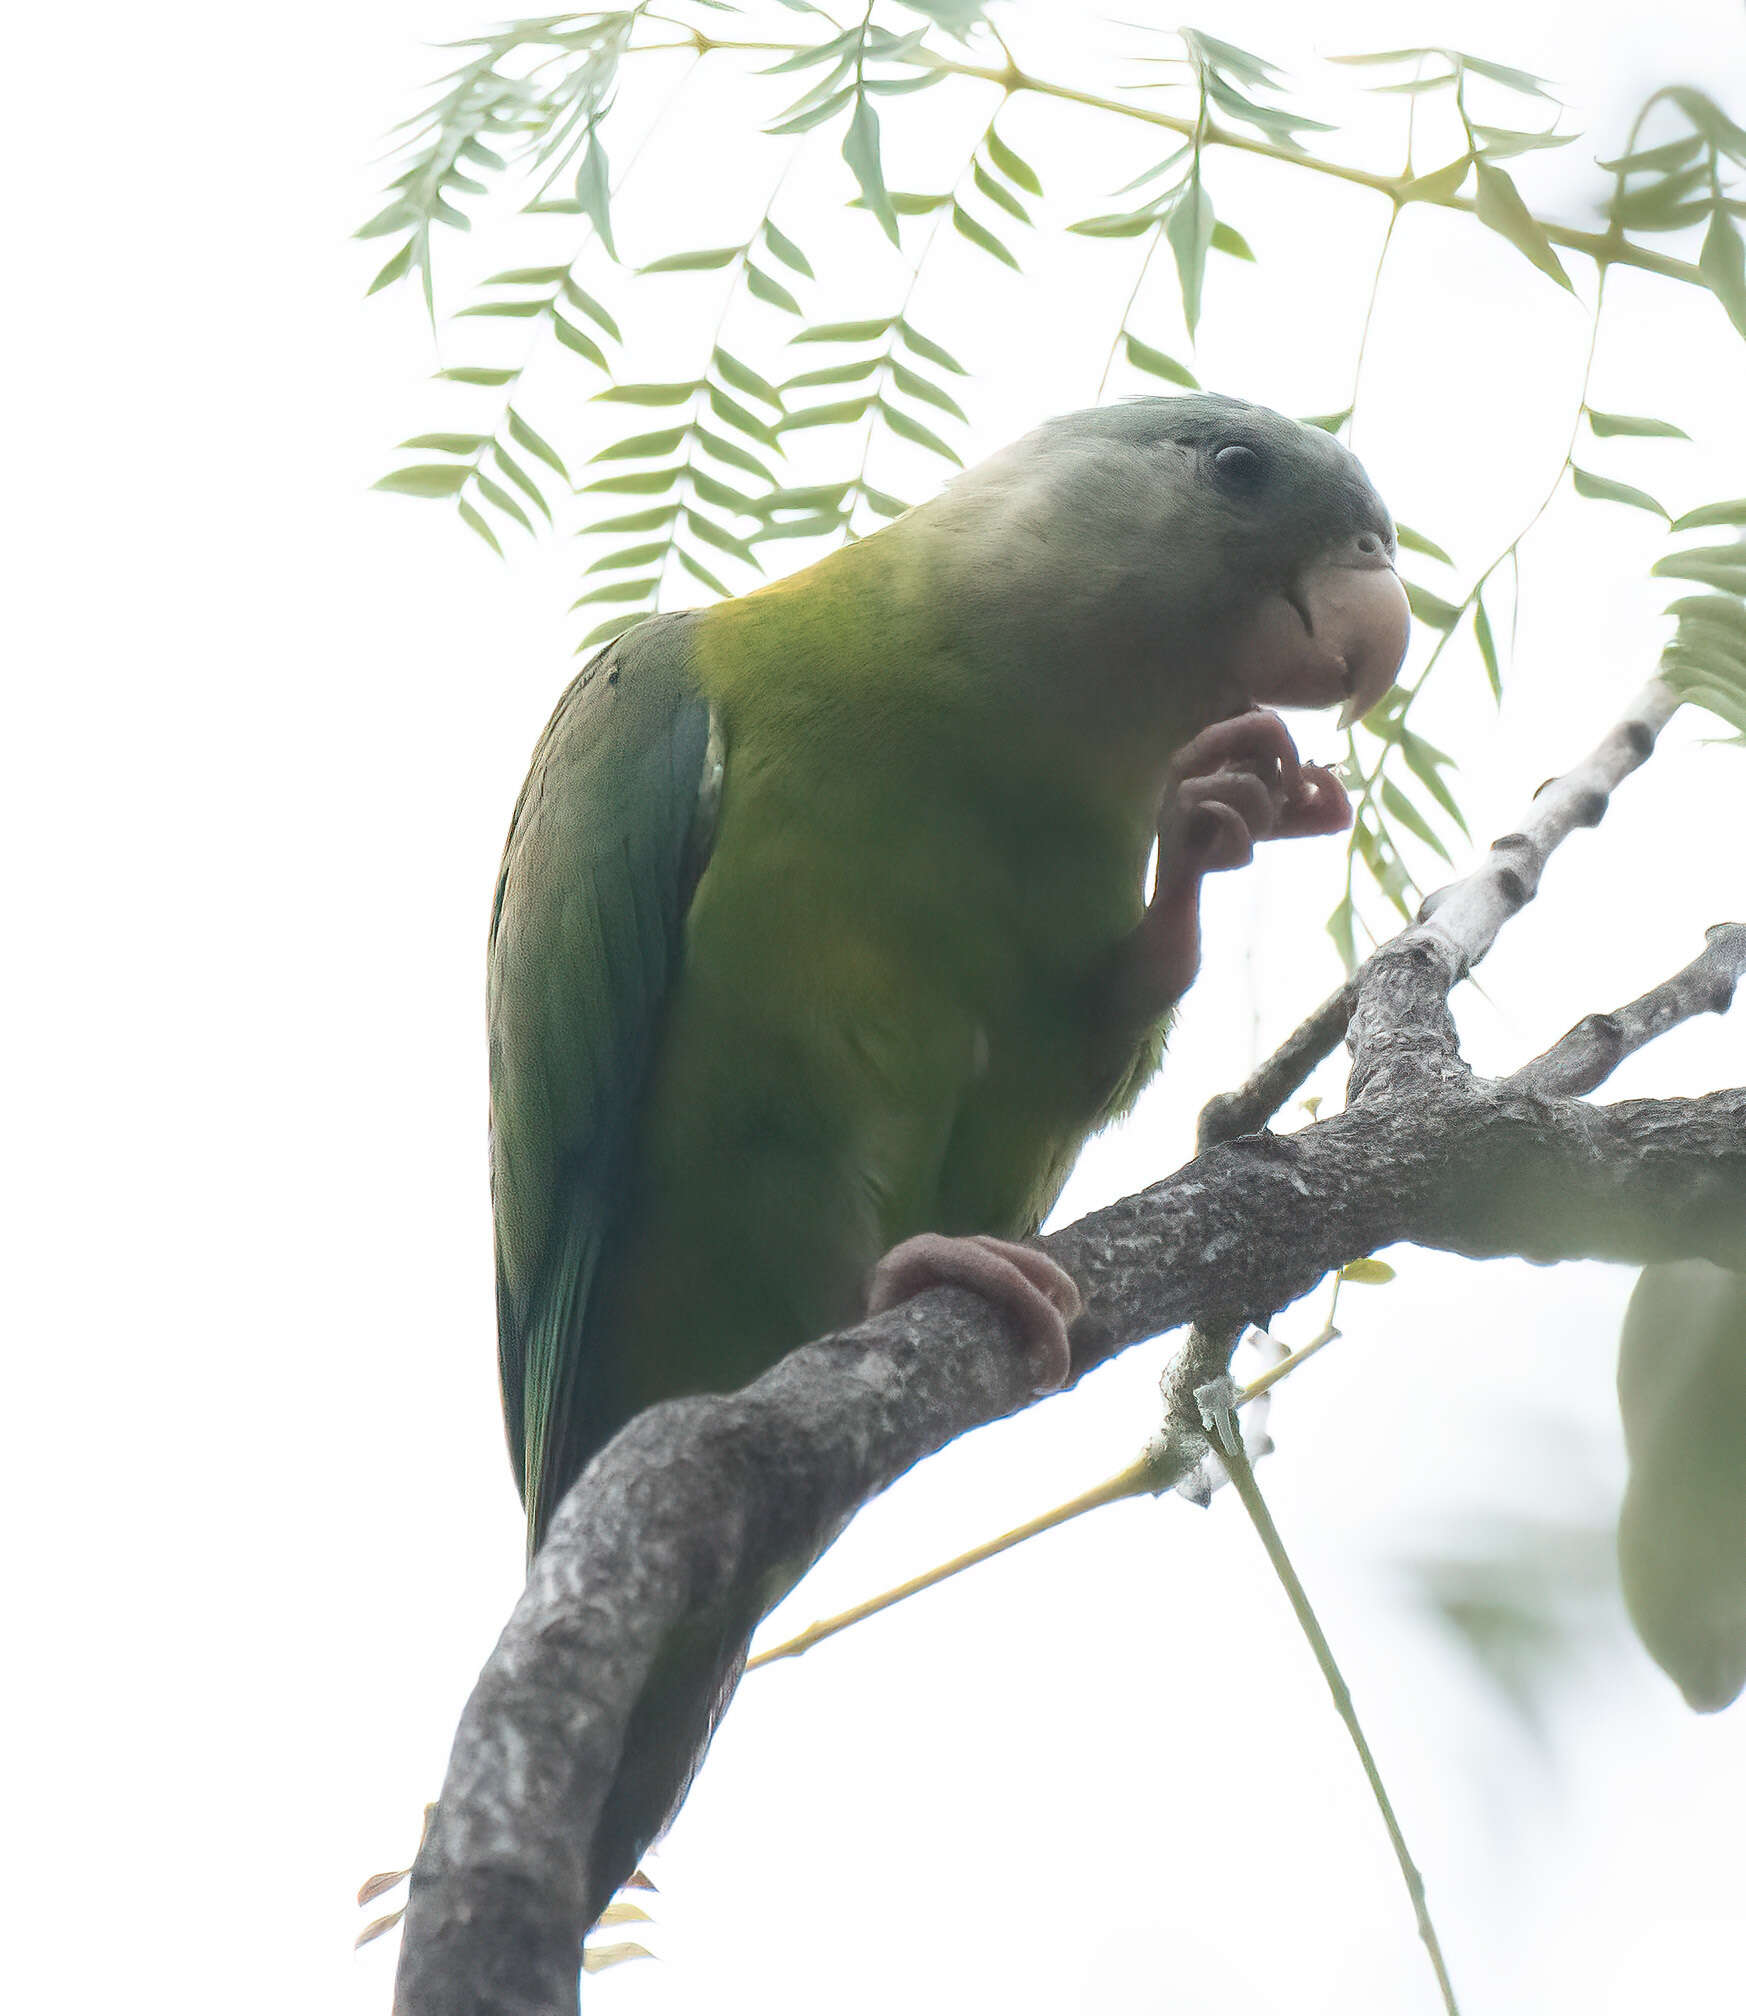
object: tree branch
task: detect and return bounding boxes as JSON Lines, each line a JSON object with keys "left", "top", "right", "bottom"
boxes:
{"left": 393, "top": 679, "right": 1742, "bottom": 2016}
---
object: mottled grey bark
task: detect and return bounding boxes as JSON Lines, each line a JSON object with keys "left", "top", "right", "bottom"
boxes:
{"left": 393, "top": 679, "right": 1744, "bottom": 2016}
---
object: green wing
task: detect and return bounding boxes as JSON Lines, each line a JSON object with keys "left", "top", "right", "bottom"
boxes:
{"left": 489, "top": 613, "right": 715, "bottom": 1558}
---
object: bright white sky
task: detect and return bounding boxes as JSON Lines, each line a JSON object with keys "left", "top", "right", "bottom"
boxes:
{"left": 9, "top": 3, "right": 1746, "bottom": 2012}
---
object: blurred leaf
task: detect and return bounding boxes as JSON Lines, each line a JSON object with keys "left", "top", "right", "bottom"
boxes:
{"left": 1381, "top": 777, "right": 1452, "bottom": 862}
{"left": 762, "top": 220, "right": 815, "bottom": 278}
{"left": 889, "top": 360, "right": 966, "bottom": 421}
{"left": 595, "top": 383, "right": 697, "bottom": 406}
{"left": 1166, "top": 182, "right": 1215, "bottom": 334}
{"left": 783, "top": 359, "right": 881, "bottom": 390}
{"left": 561, "top": 279, "right": 621, "bottom": 340}
{"left": 476, "top": 473, "right": 534, "bottom": 534}
{"left": 1339, "top": 1257, "right": 1396, "bottom": 1284}
{"left": 456, "top": 297, "right": 546, "bottom": 318}
{"left": 952, "top": 201, "right": 1019, "bottom": 269}
{"left": 585, "top": 505, "right": 680, "bottom": 534}
{"left": 640, "top": 246, "right": 742, "bottom": 273}
{"left": 367, "top": 241, "right": 414, "bottom": 295}
{"left": 583, "top": 467, "right": 685, "bottom": 494}
{"left": 509, "top": 411, "right": 568, "bottom": 480}
{"left": 355, "top": 1909, "right": 406, "bottom": 1950}
{"left": 793, "top": 318, "right": 893, "bottom": 343}
{"left": 746, "top": 263, "right": 803, "bottom": 315}
{"left": 1210, "top": 220, "right": 1255, "bottom": 259}
{"left": 582, "top": 1941, "right": 655, "bottom": 1974}
{"left": 574, "top": 576, "right": 662, "bottom": 606}
{"left": 1586, "top": 409, "right": 1688, "bottom": 439}
{"left": 375, "top": 464, "right": 471, "bottom": 498}
{"left": 898, "top": 321, "right": 967, "bottom": 375}
{"left": 1473, "top": 592, "right": 1501, "bottom": 698}
{"left": 1125, "top": 334, "right": 1199, "bottom": 387}
{"left": 987, "top": 128, "right": 1043, "bottom": 195}
{"left": 1597, "top": 135, "right": 1705, "bottom": 174}
{"left": 844, "top": 94, "right": 898, "bottom": 246}
{"left": 438, "top": 366, "right": 517, "bottom": 386}
{"left": 1395, "top": 523, "right": 1453, "bottom": 565}
{"left": 1700, "top": 211, "right": 1746, "bottom": 340}
{"left": 974, "top": 159, "right": 1032, "bottom": 224}
{"left": 1399, "top": 729, "right": 1471, "bottom": 836}
{"left": 1474, "top": 160, "right": 1573, "bottom": 290}
{"left": 1570, "top": 465, "right": 1667, "bottom": 517}
{"left": 398, "top": 432, "right": 486, "bottom": 455}
{"left": 880, "top": 398, "right": 963, "bottom": 464}
{"left": 1400, "top": 155, "right": 1471, "bottom": 203}
{"left": 584, "top": 542, "right": 668, "bottom": 574}
{"left": 714, "top": 350, "right": 783, "bottom": 410}
{"left": 553, "top": 315, "right": 610, "bottom": 367}
{"left": 779, "top": 397, "right": 878, "bottom": 432}
{"left": 1653, "top": 540, "right": 1746, "bottom": 592}
{"left": 1405, "top": 581, "right": 1462, "bottom": 628}
{"left": 1299, "top": 408, "right": 1352, "bottom": 433}
{"left": 1672, "top": 498, "right": 1746, "bottom": 531}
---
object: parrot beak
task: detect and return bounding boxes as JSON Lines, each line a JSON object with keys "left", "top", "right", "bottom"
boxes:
{"left": 1222, "top": 532, "right": 1411, "bottom": 729}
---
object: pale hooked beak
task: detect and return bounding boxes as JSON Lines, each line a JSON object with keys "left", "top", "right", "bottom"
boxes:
{"left": 1226, "top": 530, "right": 1412, "bottom": 729}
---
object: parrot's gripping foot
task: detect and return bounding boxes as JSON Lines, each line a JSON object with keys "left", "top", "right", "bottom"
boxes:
{"left": 1112, "top": 709, "right": 1353, "bottom": 1023}
{"left": 866, "top": 1234, "right": 1082, "bottom": 1395}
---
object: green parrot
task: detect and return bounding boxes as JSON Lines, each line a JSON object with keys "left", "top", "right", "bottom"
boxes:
{"left": 489, "top": 394, "right": 1410, "bottom": 1563}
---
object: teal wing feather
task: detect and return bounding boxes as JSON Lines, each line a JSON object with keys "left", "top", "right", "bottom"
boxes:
{"left": 489, "top": 614, "right": 714, "bottom": 1558}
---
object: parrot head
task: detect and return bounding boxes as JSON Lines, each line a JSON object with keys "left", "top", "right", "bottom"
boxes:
{"left": 922, "top": 393, "right": 1411, "bottom": 737}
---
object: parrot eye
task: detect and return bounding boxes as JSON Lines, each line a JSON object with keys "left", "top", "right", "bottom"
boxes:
{"left": 1212, "top": 443, "right": 1267, "bottom": 487}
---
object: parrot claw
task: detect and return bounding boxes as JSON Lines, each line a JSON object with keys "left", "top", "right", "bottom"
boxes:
{"left": 866, "top": 1234, "right": 1081, "bottom": 1394}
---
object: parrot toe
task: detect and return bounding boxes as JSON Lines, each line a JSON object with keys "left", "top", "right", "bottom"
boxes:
{"left": 865, "top": 1233, "right": 1081, "bottom": 1394}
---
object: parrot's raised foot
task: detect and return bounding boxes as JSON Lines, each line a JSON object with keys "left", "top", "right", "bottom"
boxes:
{"left": 1107, "top": 708, "right": 1352, "bottom": 1029}
{"left": 866, "top": 1233, "right": 1081, "bottom": 1393}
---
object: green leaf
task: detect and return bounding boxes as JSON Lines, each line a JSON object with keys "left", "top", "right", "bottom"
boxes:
{"left": 573, "top": 577, "right": 662, "bottom": 607}
{"left": 476, "top": 472, "right": 534, "bottom": 535}
{"left": 1700, "top": 211, "right": 1746, "bottom": 340}
{"left": 583, "top": 467, "right": 685, "bottom": 494}
{"left": 1400, "top": 156, "right": 1472, "bottom": 204}
{"left": 485, "top": 265, "right": 568, "bottom": 286}
{"left": 1209, "top": 220, "right": 1255, "bottom": 260}
{"left": 783, "top": 359, "right": 881, "bottom": 390}
{"left": 952, "top": 201, "right": 1019, "bottom": 270}
{"left": 879, "top": 398, "right": 963, "bottom": 465}
{"left": 792, "top": 318, "right": 893, "bottom": 344}
{"left": 1598, "top": 135, "right": 1706, "bottom": 176}
{"left": 1474, "top": 160, "right": 1573, "bottom": 290}
{"left": 889, "top": 360, "right": 967, "bottom": 422}
{"left": 767, "top": 83, "right": 855, "bottom": 137}
{"left": 1166, "top": 182, "right": 1215, "bottom": 335}
{"left": 1473, "top": 593, "right": 1501, "bottom": 699}
{"left": 1124, "top": 334, "right": 1198, "bottom": 387}
{"left": 1472, "top": 125, "right": 1575, "bottom": 159}
{"left": 594, "top": 383, "right": 698, "bottom": 407}
{"left": 356, "top": 200, "right": 417, "bottom": 241}
{"left": 639, "top": 246, "right": 743, "bottom": 274}
{"left": 553, "top": 315, "right": 609, "bottom": 368}
{"left": 438, "top": 366, "right": 518, "bottom": 386}
{"left": 456, "top": 297, "right": 546, "bottom": 319}
{"left": 508, "top": 411, "right": 569, "bottom": 480}
{"left": 585, "top": 542, "right": 669, "bottom": 575}
{"left": 1570, "top": 465, "right": 1668, "bottom": 518}
{"left": 1456, "top": 52, "right": 1555, "bottom": 99}
{"left": 987, "top": 128, "right": 1043, "bottom": 195}
{"left": 582, "top": 505, "right": 678, "bottom": 534}
{"left": 1610, "top": 163, "right": 1711, "bottom": 231}
{"left": 576, "top": 136, "right": 616, "bottom": 261}
{"left": 1339, "top": 1257, "right": 1397, "bottom": 1285}
{"left": 397, "top": 433, "right": 486, "bottom": 455}
{"left": 677, "top": 546, "right": 733, "bottom": 598}
{"left": 580, "top": 615, "right": 643, "bottom": 648}
{"left": 1300, "top": 409, "right": 1352, "bottom": 433}
{"left": 367, "top": 241, "right": 414, "bottom": 295}
{"left": 753, "top": 512, "right": 844, "bottom": 541}
{"left": 844, "top": 95, "right": 898, "bottom": 246}
{"left": 708, "top": 385, "right": 778, "bottom": 444}
{"left": 1399, "top": 730, "right": 1471, "bottom": 837}
{"left": 1326, "top": 893, "right": 1357, "bottom": 973}
{"left": 1405, "top": 580, "right": 1462, "bottom": 628}
{"left": 686, "top": 510, "right": 761, "bottom": 567}
{"left": 561, "top": 279, "right": 622, "bottom": 340}
{"left": 691, "top": 469, "right": 758, "bottom": 515}
{"left": 1672, "top": 498, "right": 1746, "bottom": 531}
{"left": 592, "top": 428, "right": 689, "bottom": 463}
{"left": 457, "top": 498, "right": 503, "bottom": 557}
{"left": 696, "top": 427, "right": 778, "bottom": 484}
{"left": 1069, "top": 208, "right": 1161, "bottom": 240}
{"left": 897, "top": 321, "right": 967, "bottom": 374}
{"left": 374, "top": 464, "right": 471, "bottom": 498}
{"left": 714, "top": 350, "right": 783, "bottom": 410}
{"left": 491, "top": 445, "right": 551, "bottom": 522}
{"left": 746, "top": 263, "right": 803, "bottom": 316}
{"left": 1586, "top": 409, "right": 1689, "bottom": 439}
{"left": 862, "top": 486, "right": 909, "bottom": 518}
{"left": 762, "top": 221, "right": 815, "bottom": 278}
{"left": 973, "top": 160, "right": 1031, "bottom": 225}
{"left": 1653, "top": 541, "right": 1746, "bottom": 593}
{"left": 779, "top": 397, "right": 878, "bottom": 432}
{"left": 1395, "top": 523, "right": 1454, "bottom": 565}
{"left": 1381, "top": 777, "right": 1452, "bottom": 862}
